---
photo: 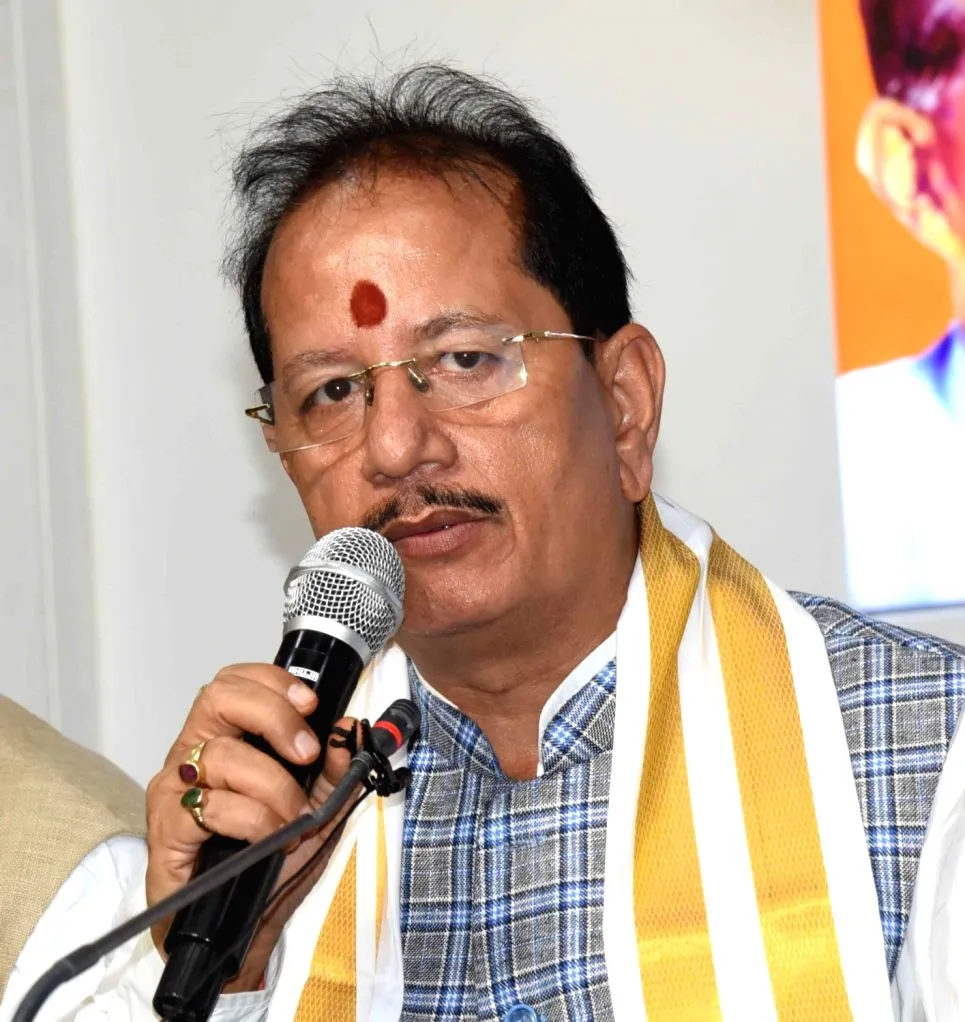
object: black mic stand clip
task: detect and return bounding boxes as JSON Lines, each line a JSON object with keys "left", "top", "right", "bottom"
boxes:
{"left": 330, "top": 718, "right": 413, "bottom": 797}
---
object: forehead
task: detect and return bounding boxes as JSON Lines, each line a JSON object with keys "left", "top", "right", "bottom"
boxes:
{"left": 260, "top": 169, "right": 528, "bottom": 338}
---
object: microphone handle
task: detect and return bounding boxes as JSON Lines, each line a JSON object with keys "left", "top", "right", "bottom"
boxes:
{"left": 153, "top": 630, "right": 364, "bottom": 1022}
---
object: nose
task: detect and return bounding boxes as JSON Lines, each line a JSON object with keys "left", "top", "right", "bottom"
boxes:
{"left": 360, "top": 363, "right": 456, "bottom": 484}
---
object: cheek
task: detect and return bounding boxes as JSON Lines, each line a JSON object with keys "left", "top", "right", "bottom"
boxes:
{"left": 519, "top": 424, "right": 618, "bottom": 516}
{"left": 523, "top": 371, "right": 615, "bottom": 475}
{"left": 285, "top": 454, "right": 366, "bottom": 536}
{"left": 480, "top": 380, "right": 620, "bottom": 523}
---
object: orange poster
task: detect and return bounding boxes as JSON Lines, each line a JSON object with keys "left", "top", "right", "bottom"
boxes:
{"left": 819, "top": 0, "right": 965, "bottom": 611}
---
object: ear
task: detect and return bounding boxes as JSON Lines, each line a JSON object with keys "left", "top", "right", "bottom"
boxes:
{"left": 857, "top": 97, "right": 965, "bottom": 261}
{"left": 594, "top": 324, "right": 666, "bottom": 504}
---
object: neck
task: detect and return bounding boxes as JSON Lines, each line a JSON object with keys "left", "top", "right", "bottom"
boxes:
{"left": 401, "top": 540, "right": 637, "bottom": 780}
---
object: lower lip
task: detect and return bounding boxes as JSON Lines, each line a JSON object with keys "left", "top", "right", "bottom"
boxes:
{"left": 392, "top": 520, "right": 489, "bottom": 558}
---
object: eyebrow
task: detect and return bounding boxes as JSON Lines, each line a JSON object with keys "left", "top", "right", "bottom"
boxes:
{"left": 278, "top": 347, "right": 355, "bottom": 395}
{"left": 276, "top": 307, "right": 512, "bottom": 392}
{"left": 412, "top": 308, "right": 509, "bottom": 341}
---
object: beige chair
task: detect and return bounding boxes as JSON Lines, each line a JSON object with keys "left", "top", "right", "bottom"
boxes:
{"left": 0, "top": 695, "right": 145, "bottom": 995}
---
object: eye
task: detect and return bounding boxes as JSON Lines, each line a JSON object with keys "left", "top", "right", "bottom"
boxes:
{"left": 322, "top": 377, "right": 353, "bottom": 402}
{"left": 300, "top": 376, "right": 360, "bottom": 412}
{"left": 438, "top": 350, "right": 493, "bottom": 372}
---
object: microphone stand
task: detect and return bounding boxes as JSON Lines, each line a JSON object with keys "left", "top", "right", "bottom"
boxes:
{"left": 12, "top": 723, "right": 413, "bottom": 1022}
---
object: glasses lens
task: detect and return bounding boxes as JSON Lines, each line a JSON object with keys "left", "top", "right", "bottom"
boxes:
{"left": 264, "top": 371, "right": 366, "bottom": 453}
{"left": 249, "top": 331, "right": 531, "bottom": 454}
{"left": 413, "top": 330, "right": 527, "bottom": 412}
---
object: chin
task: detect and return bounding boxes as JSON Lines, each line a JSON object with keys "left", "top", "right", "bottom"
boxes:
{"left": 398, "top": 602, "right": 501, "bottom": 640}
{"left": 397, "top": 577, "right": 510, "bottom": 640}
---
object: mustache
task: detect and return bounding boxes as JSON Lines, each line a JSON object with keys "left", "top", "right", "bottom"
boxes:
{"left": 359, "top": 485, "right": 503, "bottom": 534}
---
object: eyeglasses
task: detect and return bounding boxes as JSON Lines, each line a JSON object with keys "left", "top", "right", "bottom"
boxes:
{"left": 244, "top": 329, "right": 601, "bottom": 454}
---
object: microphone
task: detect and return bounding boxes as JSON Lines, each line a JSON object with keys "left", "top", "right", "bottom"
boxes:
{"left": 367, "top": 697, "right": 422, "bottom": 757}
{"left": 153, "top": 528, "right": 405, "bottom": 1022}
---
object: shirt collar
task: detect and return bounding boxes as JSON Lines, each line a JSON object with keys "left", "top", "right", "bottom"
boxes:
{"left": 408, "top": 632, "right": 616, "bottom": 777}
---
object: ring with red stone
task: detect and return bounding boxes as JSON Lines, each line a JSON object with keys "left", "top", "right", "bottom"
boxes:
{"left": 178, "top": 740, "right": 208, "bottom": 787}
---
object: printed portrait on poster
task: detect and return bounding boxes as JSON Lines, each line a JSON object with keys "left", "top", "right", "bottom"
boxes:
{"left": 820, "top": 0, "right": 965, "bottom": 611}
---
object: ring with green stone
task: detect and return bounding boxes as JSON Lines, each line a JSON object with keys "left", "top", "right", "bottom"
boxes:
{"left": 180, "top": 785, "right": 210, "bottom": 832}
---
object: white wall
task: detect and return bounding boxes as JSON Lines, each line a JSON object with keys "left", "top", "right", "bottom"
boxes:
{"left": 4, "top": 0, "right": 958, "bottom": 785}
{"left": 1, "top": 0, "right": 97, "bottom": 747}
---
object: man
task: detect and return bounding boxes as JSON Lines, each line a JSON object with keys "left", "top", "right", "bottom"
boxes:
{"left": 836, "top": 0, "right": 965, "bottom": 611}
{"left": 4, "top": 65, "right": 965, "bottom": 1021}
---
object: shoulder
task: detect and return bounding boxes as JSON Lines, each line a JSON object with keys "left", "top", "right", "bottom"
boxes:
{"left": 788, "top": 593, "right": 965, "bottom": 815}
{"left": 790, "top": 592, "right": 965, "bottom": 696}
{"left": 0, "top": 698, "right": 146, "bottom": 994}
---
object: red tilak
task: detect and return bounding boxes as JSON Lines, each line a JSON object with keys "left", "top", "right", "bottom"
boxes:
{"left": 350, "top": 280, "right": 387, "bottom": 327}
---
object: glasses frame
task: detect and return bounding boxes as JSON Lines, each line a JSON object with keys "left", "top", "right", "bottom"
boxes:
{"left": 243, "top": 329, "right": 602, "bottom": 446}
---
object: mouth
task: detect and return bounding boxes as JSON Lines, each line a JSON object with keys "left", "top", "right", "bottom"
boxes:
{"left": 381, "top": 509, "right": 491, "bottom": 542}
{"left": 380, "top": 509, "right": 494, "bottom": 557}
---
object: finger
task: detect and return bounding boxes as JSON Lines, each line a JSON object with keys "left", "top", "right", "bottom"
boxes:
{"left": 203, "top": 663, "right": 319, "bottom": 715}
{"left": 165, "top": 669, "right": 321, "bottom": 769}
{"left": 162, "top": 735, "right": 311, "bottom": 823}
{"left": 196, "top": 788, "right": 292, "bottom": 844}
{"left": 152, "top": 786, "right": 292, "bottom": 852}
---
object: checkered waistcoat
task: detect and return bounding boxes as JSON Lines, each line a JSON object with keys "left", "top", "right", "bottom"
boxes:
{"left": 398, "top": 592, "right": 965, "bottom": 1021}
{"left": 792, "top": 594, "right": 965, "bottom": 975}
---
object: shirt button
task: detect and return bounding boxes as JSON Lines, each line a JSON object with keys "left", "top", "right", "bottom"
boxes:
{"left": 503, "top": 1006, "right": 540, "bottom": 1022}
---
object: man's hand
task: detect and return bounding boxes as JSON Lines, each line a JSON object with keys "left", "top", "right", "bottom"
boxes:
{"left": 145, "top": 664, "right": 358, "bottom": 991}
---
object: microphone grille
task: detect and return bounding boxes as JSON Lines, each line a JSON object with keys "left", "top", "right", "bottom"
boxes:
{"left": 283, "top": 527, "right": 405, "bottom": 661}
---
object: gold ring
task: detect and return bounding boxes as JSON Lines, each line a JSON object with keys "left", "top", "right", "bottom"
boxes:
{"left": 180, "top": 786, "right": 210, "bottom": 832}
{"left": 178, "top": 740, "right": 208, "bottom": 787}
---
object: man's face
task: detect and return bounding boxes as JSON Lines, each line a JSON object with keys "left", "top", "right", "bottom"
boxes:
{"left": 260, "top": 169, "right": 635, "bottom": 639}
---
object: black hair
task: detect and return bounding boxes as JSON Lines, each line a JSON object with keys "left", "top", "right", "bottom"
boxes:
{"left": 860, "top": 0, "right": 965, "bottom": 106}
{"left": 224, "top": 64, "right": 632, "bottom": 383}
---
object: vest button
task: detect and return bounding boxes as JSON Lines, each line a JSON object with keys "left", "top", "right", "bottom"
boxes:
{"left": 503, "top": 1006, "right": 540, "bottom": 1022}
